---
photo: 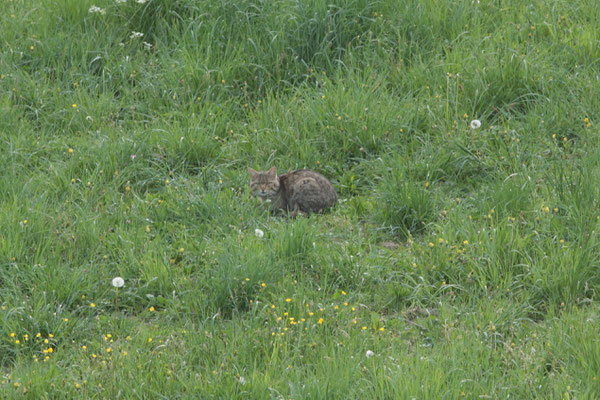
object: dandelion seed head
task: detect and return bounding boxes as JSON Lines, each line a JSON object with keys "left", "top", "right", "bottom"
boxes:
{"left": 470, "top": 119, "right": 482, "bottom": 130}
{"left": 112, "top": 277, "right": 124, "bottom": 288}
{"left": 88, "top": 6, "right": 106, "bottom": 14}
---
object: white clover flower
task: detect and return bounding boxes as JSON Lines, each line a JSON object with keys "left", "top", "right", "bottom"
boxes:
{"left": 88, "top": 6, "right": 106, "bottom": 14}
{"left": 470, "top": 119, "right": 482, "bottom": 130}
{"left": 255, "top": 228, "right": 264, "bottom": 238}
{"left": 130, "top": 31, "right": 144, "bottom": 39}
{"left": 366, "top": 350, "right": 375, "bottom": 358}
{"left": 112, "top": 277, "right": 125, "bottom": 288}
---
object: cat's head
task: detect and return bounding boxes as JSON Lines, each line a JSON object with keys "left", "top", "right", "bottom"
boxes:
{"left": 248, "top": 166, "right": 280, "bottom": 199}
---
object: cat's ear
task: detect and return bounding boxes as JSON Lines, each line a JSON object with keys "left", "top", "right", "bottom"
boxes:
{"left": 248, "top": 167, "right": 258, "bottom": 178}
{"left": 267, "top": 166, "right": 277, "bottom": 177}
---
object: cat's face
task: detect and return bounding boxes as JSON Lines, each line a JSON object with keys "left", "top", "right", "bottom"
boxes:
{"left": 248, "top": 166, "right": 280, "bottom": 199}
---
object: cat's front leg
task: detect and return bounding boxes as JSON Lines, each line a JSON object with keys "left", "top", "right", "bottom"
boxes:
{"left": 287, "top": 204, "right": 309, "bottom": 218}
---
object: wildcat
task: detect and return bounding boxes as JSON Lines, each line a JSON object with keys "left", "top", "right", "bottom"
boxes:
{"left": 248, "top": 166, "right": 337, "bottom": 215}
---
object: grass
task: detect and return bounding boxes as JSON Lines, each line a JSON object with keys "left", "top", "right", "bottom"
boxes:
{"left": 2, "top": 0, "right": 600, "bottom": 397}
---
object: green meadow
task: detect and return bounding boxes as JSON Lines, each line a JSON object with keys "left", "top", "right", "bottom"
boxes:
{"left": 2, "top": 0, "right": 600, "bottom": 397}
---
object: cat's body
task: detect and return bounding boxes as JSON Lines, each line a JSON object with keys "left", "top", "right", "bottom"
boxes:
{"left": 248, "top": 167, "right": 337, "bottom": 215}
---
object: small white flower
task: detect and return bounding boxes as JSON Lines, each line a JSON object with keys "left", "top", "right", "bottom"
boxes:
{"left": 470, "top": 119, "right": 482, "bottom": 130}
{"left": 115, "top": 0, "right": 127, "bottom": 3}
{"left": 136, "top": 0, "right": 147, "bottom": 3}
{"left": 366, "top": 350, "right": 375, "bottom": 358}
{"left": 255, "top": 228, "right": 264, "bottom": 238}
{"left": 130, "top": 31, "right": 144, "bottom": 39}
{"left": 238, "top": 376, "right": 246, "bottom": 385}
{"left": 112, "top": 277, "right": 125, "bottom": 288}
{"left": 143, "top": 41, "right": 153, "bottom": 51}
{"left": 88, "top": 6, "right": 106, "bottom": 14}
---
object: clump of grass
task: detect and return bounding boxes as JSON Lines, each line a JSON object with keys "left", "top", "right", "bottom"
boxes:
{"left": 374, "top": 166, "right": 438, "bottom": 239}
{"left": 198, "top": 235, "right": 279, "bottom": 317}
{"left": 273, "top": 218, "right": 317, "bottom": 266}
